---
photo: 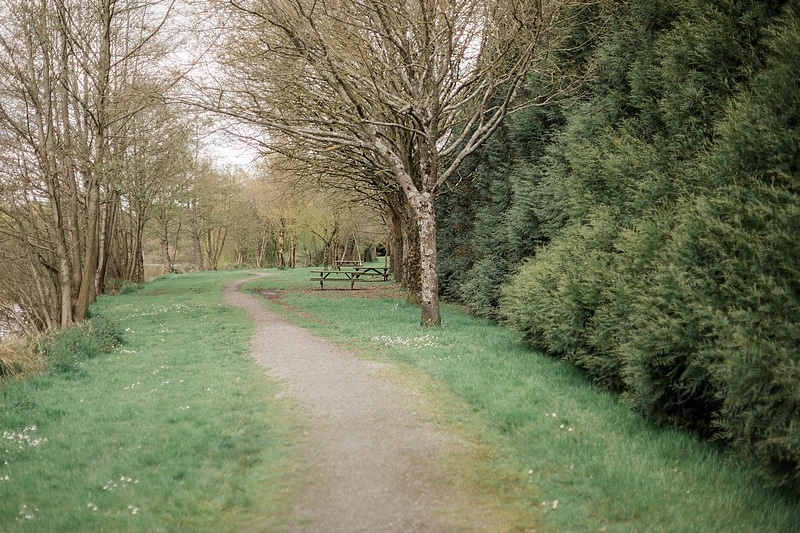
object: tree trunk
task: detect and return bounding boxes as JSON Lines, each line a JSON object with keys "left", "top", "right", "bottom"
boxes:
{"left": 388, "top": 204, "right": 404, "bottom": 284}
{"left": 401, "top": 202, "right": 422, "bottom": 298}
{"left": 414, "top": 194, "right": 440, "bottom": 327}
{"left": 256, "top": 226, "right": 268, "bottom": 268}
{"left": 75, "top": 0, "right": 113, "bottom": 321}
{"left": 192, "top": 227, "right": 204, "bottom": 270}
{"left": 95, "top": 191, "right": 118, "bottom": 294}
{"left": 160, "top": 222, "right": 174, "bottom": 273}
{"left": 277, "top": 217, "right": 286, "bottom": 268}
{"left": 75, "top": 181, "right": 100, "bottom": 319}
{"left": 156, "top": 213, "right": 177, "bottom": 274}
{"left": 46, "top": 177, "right": 73, "bottom": 326}
{"left": 129, "top": 215, "right": 145, "bottom": 283}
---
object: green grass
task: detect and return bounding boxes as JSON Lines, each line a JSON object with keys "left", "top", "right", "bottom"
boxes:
{"left": 245, "top": 264, "right": 800, "bottom": 532}
{"left": 3, "top": 265, "right": 798, "bottom": 531}
{"left": 1, "top": 270, "right": 301, "bottom": 532}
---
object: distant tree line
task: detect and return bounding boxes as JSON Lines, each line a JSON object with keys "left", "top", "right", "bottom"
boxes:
{"left": 438, "top": 0, "right": 800, "bottom": 494}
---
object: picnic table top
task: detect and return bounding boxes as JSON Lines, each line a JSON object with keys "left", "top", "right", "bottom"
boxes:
{"left": 311, "top": 265, "right": 389, "bottom": 273}
{"left": 310, "top": 266, "right": 389, "bottom": 276}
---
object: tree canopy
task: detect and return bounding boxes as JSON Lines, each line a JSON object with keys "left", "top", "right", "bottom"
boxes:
{"left": 203, "top": 0, "right": 585, "bottom": 325}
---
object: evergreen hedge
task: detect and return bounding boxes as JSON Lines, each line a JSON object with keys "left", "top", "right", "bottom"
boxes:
{"left": 493, "top": 0, "right": 800, "bottom": 493}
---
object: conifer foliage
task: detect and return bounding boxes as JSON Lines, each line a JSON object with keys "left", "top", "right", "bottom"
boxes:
{"left": 440, "top": 0, "right": 800, "bottom": 492}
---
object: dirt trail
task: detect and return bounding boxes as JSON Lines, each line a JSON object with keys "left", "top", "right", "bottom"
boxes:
{"left": 223, "top": 276, "right": 500, "bottom": 532}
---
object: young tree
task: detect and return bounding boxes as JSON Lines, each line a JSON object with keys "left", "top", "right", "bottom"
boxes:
{"left": 205, "top": 0, "right": 582, "bottom": 326}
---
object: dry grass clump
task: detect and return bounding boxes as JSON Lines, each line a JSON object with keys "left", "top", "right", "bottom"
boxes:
{"left": 0, "top": 335, "right": 44, "bottom": 380}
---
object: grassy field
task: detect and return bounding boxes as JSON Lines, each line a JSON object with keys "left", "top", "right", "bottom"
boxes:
{"left": 2, "top": 265, "right": 799, "bottom": 532}
{"left": 1, "top": 271, "right": 301, "bottom": 532}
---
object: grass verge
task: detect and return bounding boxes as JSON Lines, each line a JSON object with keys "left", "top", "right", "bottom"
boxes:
{"left": 1, "top": 271, "right": 301, "bottom": 532}
{"left": 245, "top": 264, "right": 800, "bottom": 532}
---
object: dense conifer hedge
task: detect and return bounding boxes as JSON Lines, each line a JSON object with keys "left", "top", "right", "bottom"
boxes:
{"left": 438, "top": 0, "right": 800, "bottom": 492}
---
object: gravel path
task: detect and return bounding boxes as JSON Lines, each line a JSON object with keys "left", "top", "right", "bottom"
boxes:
{"left": 223, "top": 276, "right": 500, "bottom": 532}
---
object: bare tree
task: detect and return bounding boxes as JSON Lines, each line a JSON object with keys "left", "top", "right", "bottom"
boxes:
{"left": 107, "top": 102, "right": 194, "bottom": 284}
{"left": 0, "top": 0, "right": 183, "bottom": 328}
{"left": 204, "top": 0, "right": 584, "bottom": 326}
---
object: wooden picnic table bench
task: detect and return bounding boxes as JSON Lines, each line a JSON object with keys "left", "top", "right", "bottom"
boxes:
{"left": 310, "top": 266, "right": 391, "bottom": 290}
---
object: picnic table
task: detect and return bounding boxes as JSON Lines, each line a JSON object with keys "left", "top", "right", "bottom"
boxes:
{"left": 310, "top": 265, "right": 391, "bottom": 290}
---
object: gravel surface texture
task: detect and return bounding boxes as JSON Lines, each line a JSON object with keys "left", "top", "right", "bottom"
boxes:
{"left": 224, "top": 276, "right": 502, "bottom": 532}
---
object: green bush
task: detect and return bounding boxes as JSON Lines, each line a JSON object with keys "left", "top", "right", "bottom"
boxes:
{"left": 501, "top": 0, "right": 800, "bottom": 494}
{"left": 501, "top": 210, "right": 623, "bottom": 389}
{"left": 698, "top": 186, "right": 800, "bottom": 490}
{"left": 104, "top": 277, "right": 140, "bottom": 295}
{"left": 620, "top": 183, "right": 800, "bottom": 489}
{"left": 701, "top": 5, "right": 800, "bottom": 490}
{"left": 614, "top": 207, "right": 725, "bottom": 434}
{"left": 587, "top": 217, "right": 673, "bottom": 394}
{"left": 38, "top": 316, "right": 123, "bottom": 374}
{"left": 458, "top": 256, "right": 513, "bottom": 320}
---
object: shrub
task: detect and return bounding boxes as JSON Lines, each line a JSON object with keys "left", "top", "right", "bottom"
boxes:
{"left": 617, "top": 183, "right": 800, "bottom": 490}
{"left": 614, "top": 208, "right": 725, "bottom": 434}
{"left": 104, "top": 278, "right": 138, "bottom": 295}
{"left": 38, "top": 316, "right": 123, "bottom": 374}
{"left": 459, "top": 256, "right": 514, "bottom": 320}
{"left": 501, "top": 210, "right": 623, "bottom": 389}
{"left": 587, "top": 217, "right": 674, "bottom": 393}
{"left": 699, "top": 185, "right": 800, "bottom": 490}
{"left": 701, "top": 4, "right": 800, "bottom": 491}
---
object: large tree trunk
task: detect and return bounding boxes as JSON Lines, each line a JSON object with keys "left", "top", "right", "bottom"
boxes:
{"left": 401, "top": 203, "right": 421, "bottom": 298}
{"left": 387, "top": 203, "right": 404, "bottom": 284}
{"left": 412, "top": 193, "right": 440, "bottom": 327}
{"left": 401, "top": 121, "right": 441, "bottom": 325}
{"left": 75, "top": 182, "right": 100, "bottom": 319}
{"left": 128, "top": 214, "right": 146, "bottom": 283}
{"left": 95, "top": 191, "right": 119, "bottom": 294}
{"left": 46, "top": 177, "right": 73, "bottom": 326}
